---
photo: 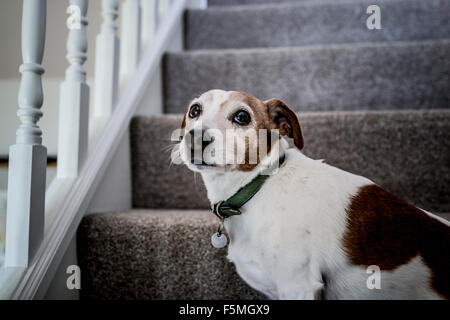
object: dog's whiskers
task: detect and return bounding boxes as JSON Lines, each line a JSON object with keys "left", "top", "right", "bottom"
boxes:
{"left": 167, "top": 143, "right": 181, "bottom": 169}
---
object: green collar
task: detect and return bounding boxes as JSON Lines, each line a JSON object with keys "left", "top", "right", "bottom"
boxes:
{"left": 211, "top": 154, "right": 286, "bottom": 219}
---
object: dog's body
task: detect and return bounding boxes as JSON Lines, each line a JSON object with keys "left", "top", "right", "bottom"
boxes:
{"left": 205, "top": 146, "right": 449, "bottom": 299}
{"left": 178, "top": 89, "right": 450, "bottom": 300}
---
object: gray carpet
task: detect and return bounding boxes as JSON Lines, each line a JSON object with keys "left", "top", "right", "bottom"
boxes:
{"left": 77, "top": 209, "right": 265, "bottom": 300}
{"left": 77, "top": 208, "right": 450, "bottom": 300}
{"left": 130, "top": 110, "right": 450, "bottom": 213}
{"left": 208, "top": 0, "right": 313, "bottom": 5}
{"left": 186, "top": 0, "right": 450, "bottom": 50}
{"left": 164, "top": 40, "right": 450, "bottom": 113}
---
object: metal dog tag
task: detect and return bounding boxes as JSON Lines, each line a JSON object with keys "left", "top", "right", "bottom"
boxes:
{"left": 211, "top": 232, "right": 227, "bottom": 248}
{"left": 211, "top": 218, "right": 227, "bottom": 248}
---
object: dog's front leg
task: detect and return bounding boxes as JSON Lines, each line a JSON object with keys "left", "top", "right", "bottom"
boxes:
{"left": 276, "top": 277, "right": 324, "bottom": 300}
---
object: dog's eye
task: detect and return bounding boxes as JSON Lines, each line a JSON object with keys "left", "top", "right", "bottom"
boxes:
{"left": 188, "top": 104, "right": 201, "bottom": 118}
{"left": 233, "top": 110, "right": 251, "bottom": 125}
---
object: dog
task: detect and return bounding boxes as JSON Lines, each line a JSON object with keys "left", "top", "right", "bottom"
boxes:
{"left": 176, "top": 89, "right": 450, "bottom": 300}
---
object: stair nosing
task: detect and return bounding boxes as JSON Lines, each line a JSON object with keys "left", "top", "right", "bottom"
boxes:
{"left": 170, "top": 38, "right": 450, "bottom": 56}
{"left": 189, "top": 0, "right": 409, "bottom": 12}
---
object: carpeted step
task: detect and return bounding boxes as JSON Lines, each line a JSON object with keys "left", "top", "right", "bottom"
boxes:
{"left": 77, "top": 209, "right": 449, "bottom": 299}
{"left": 130, "top": 110, "right": 450, "bottom": 213}
{"left": 186, "top": 0, "right": 450, "bottom": 50}
{"left": 77, "top": 209, "right": 265, "bottom": 299}
{"left": 164, "top": 39, "right": 450, "bottom": 114}
{"left": 208, "top": 0, "right": 312, "bottom": 6}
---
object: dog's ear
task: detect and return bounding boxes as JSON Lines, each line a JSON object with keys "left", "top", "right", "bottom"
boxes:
{"left": 265, "top": 99, "right": 304, "bottom": 150}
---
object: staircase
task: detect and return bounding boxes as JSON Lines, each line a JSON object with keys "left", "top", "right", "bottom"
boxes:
{"left": 77, "top": 0, "right": 450, "bottom": 299}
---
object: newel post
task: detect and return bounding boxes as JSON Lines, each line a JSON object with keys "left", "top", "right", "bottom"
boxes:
{"left": 92, "top": 0, "right": 119, "bottom": 120}
{"left": 5, "top": 0, "right": 47, "bottom": 267}
{"left": 57, "top": 0, "right": 89, "bottom": 178}
{"left": 120, "top": 0, "right": 142, "bottom": 86}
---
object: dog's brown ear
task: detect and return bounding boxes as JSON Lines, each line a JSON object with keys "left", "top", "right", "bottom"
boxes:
{"left": 265, "top": 99, "right": 304, "bottom": 150}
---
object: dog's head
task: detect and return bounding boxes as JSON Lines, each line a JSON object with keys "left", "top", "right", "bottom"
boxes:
{"left": 178, "top": 89, "right": 303, "bottom": 173}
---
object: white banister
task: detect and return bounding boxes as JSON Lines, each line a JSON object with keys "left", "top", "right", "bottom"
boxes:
{"left": 1, "top": 0, "right": 194, "bottom": 300}
{"left": 158, "top": 0, "right": 170, "bottom": 22}
{"left": 141, "top": 0, "right": 157, "bottom": 54}
{"left": 57, "top": 0, "right": 89, "bottom": 178}
{"left": 120, "top": 0, "right": 142, "bottom": 87}
{"left": 92, "top": 0, "right": 119, "bottom": 120}
{"left": 5, "top": 0, "right": 47, "bottom": 267}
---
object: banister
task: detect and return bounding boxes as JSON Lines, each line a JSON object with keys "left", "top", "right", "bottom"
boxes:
{"left": 120, "top": 0, "right": 142, "bottom": 87}
{"left": 141, "top": 0, "right": 158, "bottom": 54}
{"left": 5, "top": 0, "right": 47, "bottom": 268}
{"left": 92, "top": 0, "right": 119, "bottom": 122}
{"left": 1, "top": 0, "right": 206, "bottom": 300}
{"left": 57, "top": 0, "right": 89, "bottom": 179}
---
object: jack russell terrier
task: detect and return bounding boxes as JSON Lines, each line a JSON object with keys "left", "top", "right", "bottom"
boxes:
{"left": 176, "top": 89, "right": 450, "bottom": 300}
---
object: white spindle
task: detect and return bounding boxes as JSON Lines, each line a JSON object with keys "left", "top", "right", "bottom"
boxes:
{"left": 141, "top": 0, "right": 157, "bottom": 54}
{"left": 120, "top": 0, "right": 142, "bottom": 86}
{"left": 158, "top": 0, "right": 169, "bottom": 22}
{"left": 57, "top": 0, "right": 89, "bottom": 178}
{"left": 5, "top": 0, "right": 47, "bottom": 267}
{"left": 93, "top": 0, "right": 119, "bottom": 119}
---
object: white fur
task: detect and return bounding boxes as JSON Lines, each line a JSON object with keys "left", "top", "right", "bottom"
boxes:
{"left": 179, "top": 90, "right": 445, "bottom": 300}
{"left": 204, "top": 148, "right": 442, "bottom": 300}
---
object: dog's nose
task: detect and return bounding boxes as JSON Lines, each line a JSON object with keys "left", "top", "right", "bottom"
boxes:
{"left": 188, "top": 129, "right": 214, "bottom": 154}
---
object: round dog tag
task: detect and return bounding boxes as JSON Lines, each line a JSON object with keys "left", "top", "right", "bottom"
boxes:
{"left": 211, "top": 232, "right": 227, "bottom": 248}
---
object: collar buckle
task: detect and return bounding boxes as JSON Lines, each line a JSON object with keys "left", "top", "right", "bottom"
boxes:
{"left": 212, "top": 200, "right": 224, "bottom": 219}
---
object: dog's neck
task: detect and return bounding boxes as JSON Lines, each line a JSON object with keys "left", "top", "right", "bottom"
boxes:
{"left": 200, "top": 140, "right": 288, "bottom": 205}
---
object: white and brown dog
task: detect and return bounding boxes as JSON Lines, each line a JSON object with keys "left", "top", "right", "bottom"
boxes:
{"left": 176, "top": 89, "right": 450, "bottom": 300}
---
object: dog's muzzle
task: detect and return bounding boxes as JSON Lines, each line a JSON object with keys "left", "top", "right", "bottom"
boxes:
{"left": 185, "top": 128, "right": 214, "bottom": 165}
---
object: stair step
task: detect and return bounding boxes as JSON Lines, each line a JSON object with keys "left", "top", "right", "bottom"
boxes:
{"left": 78, "top": 209, "right": 449, "bottom": 299}
{"left": 130, "top": 110, "right": 450, "bottom": 213}
{"left": 186, "top": 0, "right": 450, "bottom": 50}
{"left": 208, "top": 0, "right": 311, "bottom": 6}
{"left": 77, "top": 209, "right": 265, "bottom": 299}
{"left": 164, "top": 40, "right": 450, "bottom": 113}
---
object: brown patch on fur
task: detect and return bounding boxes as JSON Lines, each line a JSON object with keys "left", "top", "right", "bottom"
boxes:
{"left": 179, "top": 113, "right": 187, "bottom": 140}
{"left": 343, "top": 184, "right": 450, "bottom": 299}
{"left": 226, "top": 92, "right": 304, "bottom": 171}
{"left": 227, "top": 92, "right": 274, "bottom": 172}
{"left": 181, "top": 113, "right": 187, "bottom": 129}
{"left": 227, "top": 92, "right": 270, "bottom": 125}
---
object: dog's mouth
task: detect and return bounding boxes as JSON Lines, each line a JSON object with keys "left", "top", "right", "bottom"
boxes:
{"left": 180, "top": 142, "right": 234, "bottom": 172}
{"left": 188, "top": 156, "right": 237, "bottom": 172}
{"left": 192, "top": 161, "right": 217, "bottom": 168}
